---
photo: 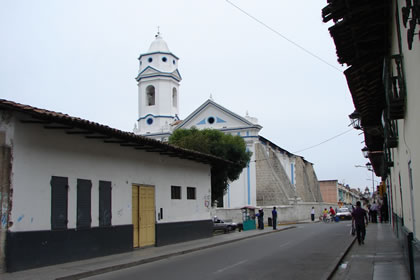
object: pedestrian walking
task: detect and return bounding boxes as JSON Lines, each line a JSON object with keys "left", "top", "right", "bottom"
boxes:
{"left": 352, "top": 201, "right": 369, "bottom": 245}
{"left": 311, "top": 207, "right": 315, "bottom": 222}
{"left": 272, "top": 207, "right": 278, "bottom": 229}
{"left": 371, "top": 201, "right": 379, "bottom": 223}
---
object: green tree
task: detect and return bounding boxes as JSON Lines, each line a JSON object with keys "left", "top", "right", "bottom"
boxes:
{"left": 169, "top": 128, "right": 252, "bottom": 203}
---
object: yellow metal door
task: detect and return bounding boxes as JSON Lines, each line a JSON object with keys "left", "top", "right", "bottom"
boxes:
{"left": 139, "top": 186, "right": 155, "bottom": 247}
{"left": 132, "top": 186, "right": 139, "bottom": 248}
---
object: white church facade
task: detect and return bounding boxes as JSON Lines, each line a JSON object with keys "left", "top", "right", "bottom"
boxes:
{"left": 134, "top": 34, "right": 324, "bottom": 209}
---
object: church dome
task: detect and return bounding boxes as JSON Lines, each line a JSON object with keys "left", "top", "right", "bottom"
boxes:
{"left": 148, "top": 34, "right": 170, "bottom": 53}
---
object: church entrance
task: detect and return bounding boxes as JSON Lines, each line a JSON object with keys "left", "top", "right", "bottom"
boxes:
{"left": 132, "top": 185, "right": 155, "bottom": 248}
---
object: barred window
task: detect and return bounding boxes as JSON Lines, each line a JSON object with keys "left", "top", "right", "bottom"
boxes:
{"left": 171, "top": 186, "right": 181, "bottom": 199}
{"left": 187, "top": 187, "right": 196, "bottom": 200}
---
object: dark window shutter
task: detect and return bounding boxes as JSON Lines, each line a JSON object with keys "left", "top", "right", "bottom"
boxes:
{"left": 99, "top": 180, "right": 112, "bottom": 227}
{"left": 77, "top": 179, "right": 92, "bottom": 229}
{"left": 51, "top": 176, "right": 68, "bottom": 230}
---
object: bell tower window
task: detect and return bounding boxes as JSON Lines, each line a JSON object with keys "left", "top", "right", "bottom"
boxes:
{"left": 172, "top": 88, "right": 177, "bottom": 107}
{"left": 146, "top": 85, "right": 155, "bottom": 106}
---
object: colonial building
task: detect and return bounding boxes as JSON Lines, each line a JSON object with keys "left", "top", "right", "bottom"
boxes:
{"left": 0, "top": 100, "right": 226, "bottom": 272}
{"left": 134, "top": 34, "right": 324, "bottom": 208}
{"left": 322, "top": 0, "right": 420, "bottom": 277}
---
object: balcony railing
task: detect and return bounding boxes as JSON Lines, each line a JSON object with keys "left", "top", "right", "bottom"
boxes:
{"left": 383, "top": 55, "right": 406, "bottom": 120}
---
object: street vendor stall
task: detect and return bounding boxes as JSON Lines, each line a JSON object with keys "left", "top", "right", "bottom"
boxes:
{"left": 241, "top": 206, "right": 256, "bottom": 231}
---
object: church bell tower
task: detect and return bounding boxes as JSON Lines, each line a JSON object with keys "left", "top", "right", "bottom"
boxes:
{"left": 134, "top": 33, "right": 182, "bottom": 141}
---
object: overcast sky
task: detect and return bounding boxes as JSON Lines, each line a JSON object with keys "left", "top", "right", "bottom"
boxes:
{"left": 0, "top": 0, "right": 380, "bottom": 192}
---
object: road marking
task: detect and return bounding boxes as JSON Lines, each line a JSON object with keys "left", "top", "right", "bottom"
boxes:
{"left": 214, "top": 260, "right": 248, "bottom": 274}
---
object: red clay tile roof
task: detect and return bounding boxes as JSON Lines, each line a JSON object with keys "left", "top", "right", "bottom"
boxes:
{"left": 0, "top": 99, "right": 229, "bottom": 166}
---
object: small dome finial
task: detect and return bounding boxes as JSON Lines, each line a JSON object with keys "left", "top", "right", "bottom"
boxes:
{"left": 209, "top": 93, "right": 213, "bottom": 101}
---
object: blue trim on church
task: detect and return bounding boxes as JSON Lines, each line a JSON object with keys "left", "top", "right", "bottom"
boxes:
{"left": 291, "top": 164, "right": 294, "bottom": 185}
{"left": 177, "top": 100, "right": 261, "bottom": 130}
{"left": 138, "top": 114, "right": 175, "bottom": 121}
{"left": 138, "top": 51, "right": 179, "bottom": 60}
{"left": 196, "top": 119, "right": 206, "bottom": 125}
{"left": 136, "top": 73, "right": 181, "bottom": 82}
{"left": 218, "top": 127, "right": 260, "bottom": 133}
{"left": 247, "top": 163, "right": 251, "bottom": 205}
{"left": 246, "top": 147, "right": 251, "bottom": 205}
{"left": 227, "top": 184, "right": 231, "bottom": 208}
{"left": 136, "top": 66, "right": 182, "bottom": 82}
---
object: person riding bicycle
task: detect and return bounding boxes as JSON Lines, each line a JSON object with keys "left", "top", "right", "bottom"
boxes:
{"left": 322, "top": 208, "right": 329, "bottom": 221}
{"left": 329, "top": 207, "right": 336, "bottom": 220}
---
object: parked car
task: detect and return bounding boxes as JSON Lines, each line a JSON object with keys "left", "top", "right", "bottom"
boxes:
{"left": 212, "top": 216, "right": 237, "bottom": 233}
{"left": 344, "top": 204, "right": 354, "bottom": 212}
{"left": 336, "top": 207, "right": 352, "bottom": 220}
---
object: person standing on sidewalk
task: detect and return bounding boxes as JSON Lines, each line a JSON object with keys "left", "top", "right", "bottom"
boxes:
{"left": 311, "top": 207, "right": 315, "bottom": 222}
{"left": 352, "top": 201, "right": 369, "bottom": 245}
{"left": 370, "top": 201, "right": 379, "bottom": 223}
{"left": 272, "top": 207, "right": 278, "bottom": 230}
{"left": 260, "top": 208, "right": 264, "bottom": 229}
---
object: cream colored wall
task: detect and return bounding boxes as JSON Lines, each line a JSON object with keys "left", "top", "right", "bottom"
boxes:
{"left": 388, "top": 0, "right": 420, "bottom": 237}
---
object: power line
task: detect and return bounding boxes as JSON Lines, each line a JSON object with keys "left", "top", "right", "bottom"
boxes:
{"left": 225, "top": 0, "right": 343, "bottom": 73}
{"left": 293, "top": 128, "right": 354, "bottom": 154}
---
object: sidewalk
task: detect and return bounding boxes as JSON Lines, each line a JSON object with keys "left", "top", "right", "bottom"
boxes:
{"left": 1, "top": 224, "right": 296, "bottom": 280}
{"left": 331, "top": 222, "right": 410, "bottom": 280}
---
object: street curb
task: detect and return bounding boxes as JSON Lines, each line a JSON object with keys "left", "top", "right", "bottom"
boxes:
{"left": 56, "top": 226, "right": 296, "bottom": 280}
{"left": 324, "top": 236, "right": 357, "bottom": 280}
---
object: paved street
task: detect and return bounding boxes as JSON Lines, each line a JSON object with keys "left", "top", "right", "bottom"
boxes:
{"left": 85, "top": 221, "right": 354, "bottom": 280}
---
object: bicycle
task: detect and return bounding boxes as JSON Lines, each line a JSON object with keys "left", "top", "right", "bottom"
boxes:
{"left": 322, "top": 214, "right": 334, "bottom": 223}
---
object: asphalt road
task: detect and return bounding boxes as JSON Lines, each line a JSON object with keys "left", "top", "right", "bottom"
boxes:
{"left": 85, "top": 221, "right": 354, "bottom": 280}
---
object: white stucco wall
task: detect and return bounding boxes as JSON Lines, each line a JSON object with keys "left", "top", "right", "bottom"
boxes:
{"left": 137, "top": 77, "right": 180, "bottom": 135}
{"left": 6, "top": 113, "right": 212, "bottom": 232}
{"left": 399, "top": 11, "right": 420, "bottom": 238}
{"left": 224, "top": 140, "right": 257, "bottom": 208}
{"left": 139, "top": 53, "right": 178, "bottom": 74}
{"left": 214, "top": 203, "right": 335, "bottom": 224}
{"left": 388, "top": 0, "right": 420, "bottom": 237}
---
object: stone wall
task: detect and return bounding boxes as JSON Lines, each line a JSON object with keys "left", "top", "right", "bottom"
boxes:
{"left": 214, "top": 202, "right": 336, "bottom": 224}
{"left": 294, "top": 156, "right": 324, "bottom": 202}
{"left": 255, "top": 143, "right": 296, "bottom": 205}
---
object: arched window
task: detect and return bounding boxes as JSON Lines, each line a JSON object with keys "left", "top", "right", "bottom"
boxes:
{"left": 172, "top": 88, "right": 177, "bottom": 107}
{"left": 146, "top": 85, "right": 155, "bottom": 106}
